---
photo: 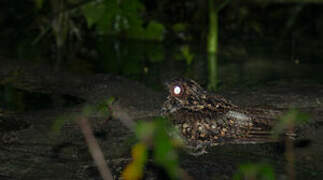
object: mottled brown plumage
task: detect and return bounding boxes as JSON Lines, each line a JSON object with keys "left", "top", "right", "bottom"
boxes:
{"left": 161, "top": 78, "right": 292, "bottom": 155}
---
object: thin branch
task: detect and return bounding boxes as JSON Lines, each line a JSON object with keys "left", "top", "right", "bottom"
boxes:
{"left": 77, "top": 116, "right": 113, "bottom": 180}
{"left": 110, "top": 101, "right": 136, "bottom": 132}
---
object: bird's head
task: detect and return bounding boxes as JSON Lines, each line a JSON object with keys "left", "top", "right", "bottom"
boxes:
{"left": 161, "top": 78, "right": 208, "bottom": 115}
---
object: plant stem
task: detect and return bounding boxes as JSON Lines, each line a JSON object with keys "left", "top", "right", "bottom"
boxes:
{"left": 78, "top": 116, "right": 114, "bottom": 180}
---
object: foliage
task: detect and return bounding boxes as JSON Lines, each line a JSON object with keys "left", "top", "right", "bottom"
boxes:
{"left": 207, "top": 0, "right": 218, "bottom": 54}
{"left": 96, "top": 39, "right": 165, "bottom": 79}
{"left": 272, "top": 108, "right": 310, "bottom": 137}
{"left": 172, "top": 23, "right": 192, "bottom": 41}
{"left": 31, "top": 0, "right": 83, "bottom": 63}
{"left": 152, "top": 119, "right": 180, "bottom": 179}
{"left": 29, "top": 0, "right": 166, "bottom": 65}
{"left": 146, "top": 44, "right": 165, "bottom": 63}
{"left": 233, "top": 163, "right": 275, "bottom": 180}
{"left": 271, "top": 108, "right": 310, "bottom": 179}
{"left": 122, "top": 143, "right": 148, "bottom": 180}
{"left": 128, "top": 20, "right": 165, "bottom": 41}
{"left": 122, "top": 117, "right": 181, "bottom": 180}
{"left": 172, "top": 23, "right": 187, "bottom": 33}
{"left": 51, "top": 113, "right": 76, "bottom": 135}
{"left": 180, "top": 45, "right": 194, "bottom": 65}
{"left": 207, "top": 0, "right": 231, "bottom": 91}
{"left": 34, "top": 0, "right": 44, "bottom": 9}
{"left": 82, "top": 0, "right": 165, "bottom": 41}
{"left": 51, "top": 97, "right": 115, "bottom": 134}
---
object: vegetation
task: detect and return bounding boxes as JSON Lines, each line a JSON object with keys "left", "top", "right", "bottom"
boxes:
{"left": 0, "top": 0, "right": 321, "bottom": 179}
{"left": 123, "top": 117, "right": 182, "bottom": 180}
{"left": 2, "top": 0, "right": 323, "bottom": 84}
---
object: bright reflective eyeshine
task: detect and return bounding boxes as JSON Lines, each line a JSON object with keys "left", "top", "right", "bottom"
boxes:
{"left": 173, "top": 85, "right": 181, "bottom": 95}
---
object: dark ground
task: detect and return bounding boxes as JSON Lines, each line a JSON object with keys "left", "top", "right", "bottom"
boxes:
{"left": 0, "top": 57, "right": 323, "bottom": 179}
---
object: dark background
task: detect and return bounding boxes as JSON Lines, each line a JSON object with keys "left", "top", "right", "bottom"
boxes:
{"left": 1, "top": 1, "right": 323, "bottom": 179}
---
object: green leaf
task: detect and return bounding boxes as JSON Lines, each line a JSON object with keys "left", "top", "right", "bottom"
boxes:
{"left": 147, "top": 44, "right": 165, "bottom": 63}
{"left": 172, "top": 23, "right": 187, "bottom": 33}
{"left": 122, "top": 143, "right": 148, "bottom": 180}
{"left": 34, "top": 0, "right": 43, "bottom": 9}
{"left": 82, "top": 0, "right": 164, "bottom": 41}
{"left": 272, "top": 108, "right": 310, "bottom": 137}
{"left": 180, "top": 45, "right": 194, "bottom": 65}
{"left": 134, "top": 117, "right": 180, "bottom": 179}
{"left": 135, "top": 121, "right": 155, "bottom": 142}
{"left": 51, "top": 113, "right": 75, "bottom": 135}
{"left": 234, "top": 163, "right": 275, "bottom": 180}
{"left": 153, "top": 118, "right": 180, "bottom": 179}
{"left": 82, "top": 0, "right": 117, "bottom": 33}
{"left": 142, "top": 21, "right": 165, "bottom": 41}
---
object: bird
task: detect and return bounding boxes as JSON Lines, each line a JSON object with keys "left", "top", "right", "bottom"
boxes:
{"left": 160, "top": 78, "right": 296, "bottom": 155}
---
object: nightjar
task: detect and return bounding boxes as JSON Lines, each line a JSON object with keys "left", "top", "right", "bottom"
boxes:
{"left": 161, "top": 78, "right": 295, "bottom": 155}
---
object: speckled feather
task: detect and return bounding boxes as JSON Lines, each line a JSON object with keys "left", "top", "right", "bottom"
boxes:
{"left": 161, "top": 78, "right": 289, "bottom": 153}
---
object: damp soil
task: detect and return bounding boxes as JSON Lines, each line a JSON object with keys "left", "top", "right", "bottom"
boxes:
{"left": 0, "top": 58, "right": 323, "bottom": 180}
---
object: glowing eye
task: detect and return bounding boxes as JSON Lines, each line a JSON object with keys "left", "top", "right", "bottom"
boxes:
{"left": 173, "top": 86, "right": 181, "bottom": 95}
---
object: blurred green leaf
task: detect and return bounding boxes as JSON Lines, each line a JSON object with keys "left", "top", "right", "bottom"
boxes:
{"left": 82, "top": 0, "right": 116, "bottom": 33}
{"left": 122, "top": 143, "right": 148, "bottom": 180}
{"left": 272, "top": 108, "right": 310, "bottom": 137}
{"left": 147, "top": 44, "right": 164, "bottom": 63}
{"left": 34, "top": 0, "right": 43, "bottom": 9}
{"left": 82, "top": 0, "right": 164, "bottom": 41}
{"left": 153, "top": 118, "right": 180, "bottom": 179}
{"left": 107, "top": 96, "right": 116, "bottom": 105}
{"left": 51, "top": 113, "right": 75, "bottom": 135}
{"left": 95, "top": 98, "right": 114, "bottom": 117}
{"left": 172, "top": 23, "right": 187, "bottom": 33}
{"left": 132, "top": 117, "right": 181, "bottom": 179}
{"left": 180, "top": 45, "right": 194, "bottom": 65}
{"left": 82, "top": 104, "right": 96, "bottom": 117}
{"left": 234, "top": 163, "right": 275, "bottom": 180}
{"left": 142, "top": 21, "right": 165, "bottom": 41}
{"left": 51, "top": 98, "right": 113, "bottom": 135}
{"left": 135, "top": 120, "right": 155, "bottom": 142}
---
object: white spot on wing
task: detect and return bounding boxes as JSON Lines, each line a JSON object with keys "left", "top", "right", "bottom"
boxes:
{"left": 226, "top": 111, "right": 251, "bottom": 122}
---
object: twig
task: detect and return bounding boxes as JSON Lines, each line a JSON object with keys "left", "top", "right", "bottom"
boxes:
{"left": 77, "top": 116, "right": 113, "bottom": 180}
{"left": 285, "top": 125, "right": 295, "bottom": 180}
{"left": 109, "top": 102, "right": 136, "bottom": 132}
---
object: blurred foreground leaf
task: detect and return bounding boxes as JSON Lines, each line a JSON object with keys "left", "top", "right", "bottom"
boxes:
{"left": 51, "top": 97, "right": 115, "bottom": 135}
{"left": 122, "top": 143, "right": 148, "bottom": 180}
{"left": 34, "top": 0, "right": 44, "bottom": 9}
{"left": 234, "top": 163, "right": 275, "bottom": 180}
{"left": 181, "top": 45, "right": 194, "bottom": 65}
{"left": 272, "top": 108, "right": 310, "bottom": 137}
{"left": 51, "top": 113, "right": 76, "bottom": 135}
{"left": 153, "top": 119, "right": 180, "bottom": 179}
{"left": 123, "top": 117, "right": 181, "bottom": 179}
